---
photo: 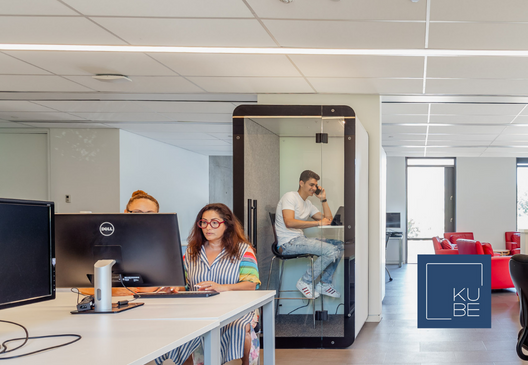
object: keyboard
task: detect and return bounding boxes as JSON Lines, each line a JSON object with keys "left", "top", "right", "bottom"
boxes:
{"left": 133, "top": 291, "right": 219, "bottom": 299}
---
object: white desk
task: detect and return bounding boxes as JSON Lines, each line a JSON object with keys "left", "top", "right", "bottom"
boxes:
{"left": 304, "top": 225, "right": 344, "bottom": 241}
{"left": 0, "top": 290, "right": 276, "bottom": 365}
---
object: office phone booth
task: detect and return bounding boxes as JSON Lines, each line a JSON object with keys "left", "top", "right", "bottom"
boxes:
{"left": 232, "top": 105, "right": 369, "bottom": 348}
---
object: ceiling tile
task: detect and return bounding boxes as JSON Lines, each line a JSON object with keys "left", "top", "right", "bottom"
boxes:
{"left": 382, "top": 115, "right": 428, "bottom": 124}
{"left": 68, "top": 112, "right": 173, "bottom": 123}
{"left": 0, "top": 0, "right": 78, "bottom": 15}
{"left": 0, "top": 16, "right": 126, "bottom": 44}
{"left": 158, "top": 113, "right": 232, "bottom": 123}
{"left": 0, "top": 121, "right": 29, "bottom": 128}
{"left": 309, "top": 78, "right": 422, "bottom": 94}
{"left": 33, "top": 101, "right": 237, "bottom": 114}
{"left": 0, "top": 53, "right": 51, "bottom": 75}
{"left": 425, "top": 78, "right": 528, "bottom": 95}
{"left": 21, "top": 122, "right": 111, "bottom": 128}
{"left": 187, "top": 77, "right": 313, "bottom": 93}
{"left": 429, "top": 115, "right": 515, "bottom": 124}
{"left": 106, "top": 122, "right": 232, "bottom": 134}
{"left": 63, "top": 76, "right": 204, "bottom": 93}
{"left": 4, "top": 51, "right": 178, "bottom": 76}
{"left": 247, "top": 0, "right": 426, "bottom": 20}
{"left": 290, "top": 55, "right": 424, "bottom": 78}
{"left": 430, "top": 0, "right": 528, "bottom": 22}
{"left": 150, "top": 54, "right": 301, "bottom": 77}
{"left": 0, "top": 101, "right": 56, "bottom": 112}
{"left": 427, "top": 133, "right": 497, "bottom": 141}
{"left": 383, "top": 125, "right": 427, "bottom": 134}
{"left": 429, "top": 22, "right": 528, "bottom": 50}
{"left": 0, "top": 111, "right": 86, "bottom": 122}
{"left": 0, "top": 75, "right": 92, "bottom": 92}
{"left": 427, "top": 124, "right": 505, "bottom": 134}
{"left": 430, "top": 103, "right": 525, "bottom": 116}
{"left": 428, "top": 57, "right": 528, "bottom": 79}
{"left": 63, "top": 0, "right": 253, "bottom": 17}
{"left": 263, "top": 20, "right": 425, "bottom": 48}
{"left": 498, "top": 125, "right": 528, "bottom": 135}
{"left": 383, "top": 103, "right": 430, "bottom": 115}
{"left": 92, "top": 18, "right": 276, "bottom": 47}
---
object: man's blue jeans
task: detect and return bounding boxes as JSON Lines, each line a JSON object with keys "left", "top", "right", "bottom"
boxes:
{"left": 280, "top": 236, "right": 344, "bottom": 284}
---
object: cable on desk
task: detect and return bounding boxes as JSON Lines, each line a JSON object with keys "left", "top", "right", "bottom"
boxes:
{"left": 0, "top": 320, "right": 81, "bottom": 360}
{"left": 335, "top": 303, "right": 344, "bottom": 315}
{"left": 119, "top": 277, "right": 139, "bottom": 302}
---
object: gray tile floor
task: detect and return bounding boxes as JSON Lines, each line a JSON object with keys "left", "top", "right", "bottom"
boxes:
{"left": 265, "top": 264, "right": 525, "bottom": 365}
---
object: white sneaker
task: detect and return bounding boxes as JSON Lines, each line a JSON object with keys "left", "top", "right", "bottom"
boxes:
{"left": 296, "top": 279, "right": 320, "bottom": 299}
{"left": 316, "top": 282, "right": 341, "bottom": 298}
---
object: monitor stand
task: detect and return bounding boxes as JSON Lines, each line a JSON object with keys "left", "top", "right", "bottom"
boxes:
{"left": 71, "top": 259, "right": 143, "bottom": 314}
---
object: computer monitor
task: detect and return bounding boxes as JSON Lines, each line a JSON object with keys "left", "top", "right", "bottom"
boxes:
{"left": 0, "top": 198, "right": 56, "bottom": 310}
{"left": 55, "top": 213, "right": 186, "bottom": 288}
{"left": 331, "top": 206, "right": 345, "bottom": 226}
{"left": 386, "top": 212, "right": 401, "bottom": 229}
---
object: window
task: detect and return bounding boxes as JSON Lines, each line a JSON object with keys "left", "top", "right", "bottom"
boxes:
{"left": 406, "top": 158, "right": 456, "bottom": 263}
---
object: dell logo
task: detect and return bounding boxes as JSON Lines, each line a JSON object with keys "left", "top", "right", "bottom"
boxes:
{"left": 99, "top": 222, "right": 115, "bottom": 236}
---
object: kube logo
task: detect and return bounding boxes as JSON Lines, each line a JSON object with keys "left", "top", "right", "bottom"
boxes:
{"left": 418, "top": 254, "right": 491, "bottom": 328}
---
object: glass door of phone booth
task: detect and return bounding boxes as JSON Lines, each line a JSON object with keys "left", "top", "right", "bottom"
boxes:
{"left": 233, "top": 105, "right": 366, "bottom": 348}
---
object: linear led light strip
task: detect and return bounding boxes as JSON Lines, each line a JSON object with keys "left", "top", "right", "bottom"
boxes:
{"left": 6, "top": 44, "right": 528, "bottom": 57}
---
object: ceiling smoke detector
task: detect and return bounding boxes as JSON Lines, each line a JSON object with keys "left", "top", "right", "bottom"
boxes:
{"left": 92, "top": 74, "right": 132, "bottom": 82}
{"left": 280, "top": 0, "right": 293, "bottom": 3}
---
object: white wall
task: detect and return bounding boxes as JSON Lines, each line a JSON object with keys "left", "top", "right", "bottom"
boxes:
{"left": 386, "top": 156, "right": 406, "bottom": 263}
{"left": 457, "top": 157, "right": 516, "bottom": 248}
{"left": 50, "top": 129, "right": 120, "bottom": 213}
{"left": 119, "top": 130, "right": 209, "bottom": 243}
{"left": 0, "top": 131, "right": 49, "bottom": 201}
{"left": 259, "top": 94, "right": 384, "bottom": 323}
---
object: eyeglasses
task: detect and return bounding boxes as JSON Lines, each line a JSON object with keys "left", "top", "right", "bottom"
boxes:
{"left": 197, "top": 219, "right": 225, "bottom": 229}
{"left": 127, "top": 210, "right": 156, "bottom": 213}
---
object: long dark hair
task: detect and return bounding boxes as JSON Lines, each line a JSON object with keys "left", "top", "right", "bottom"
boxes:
{"left": 187, "top": 203, "right": 253, "bottom": 262}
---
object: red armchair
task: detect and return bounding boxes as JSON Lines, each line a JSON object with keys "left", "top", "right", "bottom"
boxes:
{"left": 457, "top": 239, "right": 514, "bottom": 289}
{"left": 505, "top": 231, "right": 521, "bottom": 255}
{"left": 432, "top": 236, "right": 458, "bottom": 255}
{"left": 444, "top": 232, "right": 474, "bottom": 245}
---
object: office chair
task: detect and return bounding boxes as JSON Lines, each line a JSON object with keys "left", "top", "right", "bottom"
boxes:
{"left": 509, "top": 254, "right": 528, "bottom": 360}
{"left": 266, "top": 212, "right": 317, "bottom": 328}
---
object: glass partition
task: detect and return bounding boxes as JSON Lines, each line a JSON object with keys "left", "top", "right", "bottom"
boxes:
{"left": 232, "top": 105, "right": 364, "bottom": 348}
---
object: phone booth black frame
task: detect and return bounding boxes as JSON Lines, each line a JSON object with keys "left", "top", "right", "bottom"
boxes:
{"left": 232, "top": 104, "right": 359, "bottom": 349}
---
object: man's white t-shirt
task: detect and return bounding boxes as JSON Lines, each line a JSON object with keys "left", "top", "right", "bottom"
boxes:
{"left": 275, "top": 191, "right": 319, "bottom": 247}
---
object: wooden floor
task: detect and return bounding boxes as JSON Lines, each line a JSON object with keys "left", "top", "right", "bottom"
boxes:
{"left": 256, "top": 263, "right": 524, "bottom": 365}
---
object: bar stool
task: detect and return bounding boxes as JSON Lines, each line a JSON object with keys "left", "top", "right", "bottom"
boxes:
{"left": 266, "top": 212, "right": 317, "bottom": 328}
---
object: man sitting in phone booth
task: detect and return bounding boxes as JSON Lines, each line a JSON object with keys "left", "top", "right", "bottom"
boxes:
{"left": 274, "top": 170, "right": 344, "bottom": 299}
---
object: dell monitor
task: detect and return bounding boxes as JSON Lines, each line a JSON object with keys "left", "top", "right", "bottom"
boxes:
{"left": 386, "top": 212, "right": 401, "bottom": 229}
{"left": 55, "top": 213, "right": 185, "bottom": 289}
{"left": 0, "top": 198, "right": 55, "bottom": 310}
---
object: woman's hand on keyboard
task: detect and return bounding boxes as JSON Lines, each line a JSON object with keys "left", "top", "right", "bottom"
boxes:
{"left": 196, "top": 281, "right": 227, "bottom": 293}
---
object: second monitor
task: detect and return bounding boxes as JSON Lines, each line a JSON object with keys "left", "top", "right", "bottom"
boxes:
{"left": 55, "top": 213, "right": 185, "bottom": 288}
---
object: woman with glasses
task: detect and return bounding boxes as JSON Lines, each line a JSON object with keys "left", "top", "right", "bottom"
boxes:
{"left": 156, "top": 203, "right": 260, "bottom": 365}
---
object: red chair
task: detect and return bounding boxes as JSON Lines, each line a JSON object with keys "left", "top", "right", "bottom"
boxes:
{"left": 457, "top": 239, "right": 514, "bottom": 289}
{"left": 432, "top": 236, "right": 458, "bottom": 255}
{"left": 443, "top": 232, "right": 474, "bottom": 245}
{"left": 505, "top": 231, "right": 521, "bottom": 255}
